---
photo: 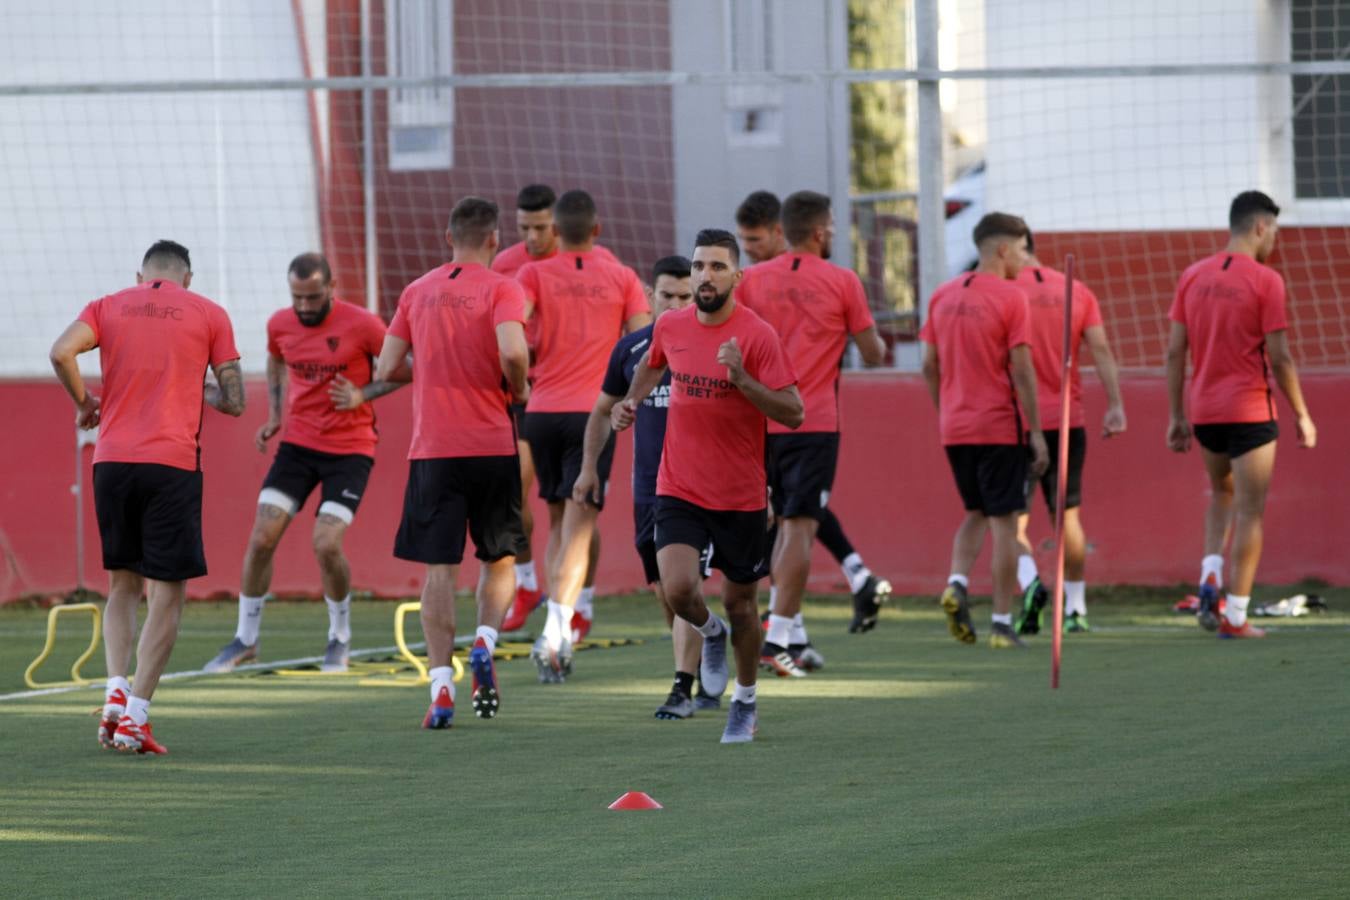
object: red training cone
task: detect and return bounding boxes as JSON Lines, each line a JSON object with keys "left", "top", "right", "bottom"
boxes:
{"left": 608, "top": 791, "right": 663, "bottom": 810}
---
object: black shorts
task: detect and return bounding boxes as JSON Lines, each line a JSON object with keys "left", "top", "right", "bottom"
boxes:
{"left": 1030, "top": 427, "right": 1086, "bottom": 513}
{"left": 944, "top": 444, "right": 1029, "bottom": 517}
{"left": 766, "top": 432, "right": 839, "bottom": 521}
{"left": 394, "top": 456, "right": 524, "bottom": 565}
{"left": 260, "top": 441, "right": 374, "bottom": 521}
{"left": 654, "top": 496, "right": 769, "bottom": 585}
{"left": 93, "top": 462, "right": 207, "bottom": 581}
{"left": 522, "top": 411, "right": 616, "bottom": 508}
{"left": 1193, "top": 421, "right": 1279, "bottom": 458}
{"left": 635, "top": 499, "right": 712, "bottom": 585}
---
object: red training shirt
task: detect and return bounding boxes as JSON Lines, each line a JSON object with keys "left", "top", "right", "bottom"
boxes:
{"left": 736, "top": 253, "right": 875, "bottom": 434}
{"left": 648, "top": 303, "right": 797, "bottom": 511}
{"left": 920, "top": 272, "right": 1030, "bottom": 446}
{"left": 1169, "top": 252, "right": 1288, "bottom": 424}
{"left": 388, "top": 262, "right": 526, "bottom": 459}
{"left": 518, "top": 250, "right": 649, "bottom": 413}
{"left": 267, "top": 299, "right": 387, "bottom": 458}
{"left": 78, "top": 280, "right": 239, "bottom": 471}
{"left": 1016, "top": 266, "right": 1103, "bottom": 431}
{"left": 491, "top": 242, "right": 620, "bottom": 279}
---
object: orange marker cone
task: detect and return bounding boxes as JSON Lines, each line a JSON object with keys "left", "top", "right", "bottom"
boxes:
{"left": 608, "top": 791, "right": 663, "bottom": 810}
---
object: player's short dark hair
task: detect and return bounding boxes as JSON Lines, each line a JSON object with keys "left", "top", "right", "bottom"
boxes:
{"left": 1229, "top": 190, "right": 1280, "bottom": 234}
{"left": 288, "top": 252, "right": 332, "bottom": 283}
{"left": 142, "top": 239, "right": 191, "bottom": 273}
{"left": 972, "top": 212, "right": 1030, "bottom": 249}
{"left": 652, "top": 255, "right": 691, "bottom": 282}
{"left": 781, "top": 190, "right": 832, "bottom": 245}
{"left": 516, "top": 183, "right": 556, "bottom": 213}
{"left": 735, "top": 190, "right": 781, "bottom": 229}
{"left": 1024, "top": 227, "right": 1036, "bottom": 255}
{"left": 554, "top": 190, "right": 597, "bottom": 245}
{"left": 693, "top": 228, "right": 740, "bottom": 265}
{"left": 448, "top": 196, "right": 500, "bottom": 249}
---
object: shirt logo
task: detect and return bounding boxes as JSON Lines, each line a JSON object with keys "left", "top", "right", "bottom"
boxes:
{"left": 120, "top": 303, "right": 183, "bottom": 320}
{"left": 327, "top": 337, "right": 341, "bottom": 352}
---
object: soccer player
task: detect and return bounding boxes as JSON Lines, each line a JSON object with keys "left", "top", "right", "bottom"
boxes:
{"left": 574, "top": 255, "right": 719, "bottom": 719}
{"left": 378, "top": 196, "right": 530, "bottom": 727}
{"left": 50, "top": 240, "right": 243, "bottom": 753}
{"left": 517, "top": 189, "right": 651, "bottom": 682}
{"left": 1165, "top": 190, "right": 1317, "bottom": 639}
{"left": 204, "top": 253, "right": 402, "bottom": 675}
{"left": 1010, "top": 232, "right": 1127, "bottom": 635}
{"left": 613, "top": 228, "right": 802, "bottom": 743}
{"left": 735, "top": 191, "right": 887, "bottom": 677}
{"left": 735, "top": 190, "right": 893, "bottom": 639}
{"left": 920, "top": 213, "right": 1049, "bottom": 649}
{"left": 495, "top": 184, "right": 620, "bottom": 635}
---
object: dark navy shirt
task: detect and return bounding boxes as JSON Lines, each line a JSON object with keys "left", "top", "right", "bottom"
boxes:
{"left": 601, "top": 324, "right": 669, "bottom": 503}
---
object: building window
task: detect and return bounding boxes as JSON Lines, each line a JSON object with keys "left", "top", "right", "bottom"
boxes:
{"left": 724, "top": 0, "right": 783, "bottom": 147}
{"left": 386, "top": 0, "right": 454, "bottom": 171}
{"left": 1291, "top": 0, "right": 1350, "bottom": 198}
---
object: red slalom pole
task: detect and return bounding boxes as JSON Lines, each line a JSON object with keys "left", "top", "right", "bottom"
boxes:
{"left": 1051, "top": 255, "right": 1075, "bottom": 689}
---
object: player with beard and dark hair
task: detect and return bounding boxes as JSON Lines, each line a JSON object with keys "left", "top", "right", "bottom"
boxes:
{"left": 205, "top": 252, "right": 406, "bottom": 675}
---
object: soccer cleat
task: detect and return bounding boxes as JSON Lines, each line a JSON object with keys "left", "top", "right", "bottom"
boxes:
{"left": 789, "top": 643, "right": 826, "bottom": 671}
{"left": 320, "top": 638, "right": 349, "bottom": 673}
{"left": 422, "top": 685, "right": 455, "bottom": 729}
{"left": 654, "top": 689, "right": 695, "bottom": 720}
{"left": 1063, "top": 612, "right": 1091, "bottom": 633}
{"left": 693, "top": 685, "right": 721, "bottom": 711}
{"left": 203, "top": 637, "right": 258, "bottom": 674}
{"left": 1218, "top": 619, "right": 1266, "bottom": 640}
{"left": 469, "top": 638, "right": 499, "bottom": 719}
{"left": 989, "top": 622, "right": 1027, "bottom": 649}
{"left": 720, "top": 699, "right": 758, "bottom": 744}
{"left": 558, "top": 637, "right": 575, "bottom": 677}
{"left": 849, "top": 575, "right": 892, "bottom": 633}
{"left": 501, "top": 587, "right": 544, "bottom": 633}
{"left": 940, "top": 582, "right": 977, "bottom": 644}
{"left": 113, "top": 717, "right": 168, "bottom": 754}
{"left": 1015, "top": 577, "right": 1049, "bottom": 635}
{"left": 97, "top": 688, "right": 127, "bottom": 749}
{"left": 570, "top": 609, "right": 593, "bottom": 644}
{"left": 530, "top": 636, "right": 565, "bottom": 684}
{"left": 1173, "top": 595, "right": 1200, "bottom": 613}
{"left": 699, "top": 618, "right": 730, "bottom": 698}
{"left": 1196, "top": 578, "right": 1221, "bottom": 632}
{"left": 760, "top": 644, "right": 807, "bottom": 678}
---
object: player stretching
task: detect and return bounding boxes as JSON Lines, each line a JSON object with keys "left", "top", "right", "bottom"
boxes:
{"left": 518, "top": 190, "right": 651, "bottom": 681}
{"left": 1010, "top": 232, "right": 1126, "bottom": 635}
{"left": 921, "top": 213, "right": 1048, "bottom": 648}
{"left": 1165, "top": 191, "right": 1316, "bottom": 638}
{"left": 575, "top": 255, "right": 720, "bottom": 718}
{"left": 379, "top": 197, "right": 530, "bottom": 726}
{"left": 735, "top": 190, "right": 892, "bottom": 638}
{"left": 205, "top": 253, "right": 401, "bottom": 674}
{"left": 51, "top": 240, "right": 243, "bottom": 753}
{"left": 495, "top": 184, "right": 621, "bottom": 635}
{"left": 735, "top": 191, "right": 886, "bottom": 677}
{"left": 613, "top": 229, "right": 802, "bottom": 743}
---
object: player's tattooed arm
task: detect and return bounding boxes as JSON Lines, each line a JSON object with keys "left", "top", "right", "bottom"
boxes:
{"left": 329, "top": 374, "right": 406, "bottom": 411}
{"left": 206, "top": 359, "right": 246, "bottom": 417}
{"left": 254, "top": 354, "right": 286, "bottom": 451}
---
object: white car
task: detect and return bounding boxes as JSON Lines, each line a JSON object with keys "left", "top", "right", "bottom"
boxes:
{"left": 944, "top": 162, "right": 986, "bottom": 278}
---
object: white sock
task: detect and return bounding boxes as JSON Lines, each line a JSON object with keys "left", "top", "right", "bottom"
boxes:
{"left": 429, "top": 665, "right": 455, "bottom": 702}
{"left": 766, "top": 614, "right": 792, "bottom": 649}
{"left": 789, "top": 612, "right": 809, "bottom": 646}
{"left": 1064, "top": 581, "right": 1087, "bottom": 616}
{"left": 543, "top": 600, "right": 574, "bottom": 649}
{"left": 690, "top": 612, "right": 724, "bottom": 638}
{"left": 1201, "top": 554, "right": 1224, "bottom": 589}
{"left": 732, "top": 681, "right": 757, "bottom": 705}
{"left": 577, "top": 586, "right": 595, "bottom": 617}
{"left": 325, "top": 594, "right": 351, "bottom": 643}
{"left": 104, "top": 676, "right": 130, "bottom": 715}
{"left": 948, "top": 573, "right": 969, "bottom": 588}
{"left": 474, "top": 625, "right": 498, "bottom": 654}
{"left": 126, "top": 695, "right": 151, "bottom": 726}
{"left": 514, "top": 561, "right": 538, "bottom": 591}
{"left": 767, "top": 584, "right": 778, "bottom": 614}
{"left": 105, "top": 675, "right": 130, "bottom": 700}
{"left": 992, "top": 612, "right": 1013, "bottom": 627}
{"left": 237, "top": 594, "right": 266, "bottom": 645}
{"left": 1224, "top": 594, "right": 1250, "bottom": 627}
{"left": 841, "top": 552, "right": 872, "bottom": 593}
{"left": 1017, "top": 555, "right": 1039, "bottom": 591}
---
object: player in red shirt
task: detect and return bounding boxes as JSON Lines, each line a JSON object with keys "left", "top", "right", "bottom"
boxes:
{"left": 377, "top": 196, "right": 531, "bottom": 727}
{"left": 1166, "top": 191, "right": 1316, "bottom": 639}
{"left": 204, "top": 253, "right": 404, "bottom": 676}
{"left": 49, "top": 240, "right": 243, "bottom": 754}
{"left": 612, "top": 228, "right": 802, "bottom": 743}
{"left": 516, "top": 190, "right": 651, "bottom": 682}
{"left": 1010, "top": 232, "right": 1126, "bottom": 636}
{"left": 921, "top": 213, "right": 1048, "bottom": 648}
{"left": 493, "top": 184, "right": 621, "bottom": 635}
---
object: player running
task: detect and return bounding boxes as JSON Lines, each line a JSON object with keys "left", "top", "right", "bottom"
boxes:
{"left": 1010, "top": 232, "right": 1126, "bottom": 635}
{"left": 735, "top": 191, "right": 886, "bottom": 676}
{"left": 378, "top": 197, "right": 531, "bottom": 727}
{"left": 613, "top": 228, "right": 802, "bottom": 743}
{"left": 921, "top": 213, "right": 1049, "bottom": 649}
{"left": 204, "top": 253, "right": 402, "bottom": 674}
{"left": 517, "top": 189, "right": 651, "bottom": 682}
{"left": 50, "top": 240, "right": 243, "bottom": 753}
{"left": 1165, "top": 190, "right": 1316, "bottom": 639}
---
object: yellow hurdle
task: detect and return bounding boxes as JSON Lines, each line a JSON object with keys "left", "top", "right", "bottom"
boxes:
{"left": 390, "top": 601, "right": 462, "bottom": 684}
{"left": 23, "top": 602, "right": 102, "bottom": 689}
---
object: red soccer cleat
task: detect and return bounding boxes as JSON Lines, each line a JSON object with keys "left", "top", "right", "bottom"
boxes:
{"left": 501, "top": 587, "right": 543, "bottom": 632}
{"left": 113, "top": 717, "right": 168, "bottom": 754}
{"left": 1218, "top": 619, "right": 1266, "bottom": 639}
{"left": 570, "top": 610, "right": 592, "bottom": 644}
{"left": 97, "top": 688, "right": 127, "bottom": 749}
{"left": 1174, "top": 595, "right": 1200, "bottom": 613}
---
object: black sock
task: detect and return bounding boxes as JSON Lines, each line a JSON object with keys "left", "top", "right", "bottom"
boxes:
{"left": 816, "top": 509, "right": 855, "bottom": 563}
{"left": 674, "top": 671, "right": 695, "bottom": 697}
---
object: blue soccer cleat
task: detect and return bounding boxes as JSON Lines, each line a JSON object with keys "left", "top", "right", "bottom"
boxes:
{"left": 422, "top": 686, "right": 455, "bottom": 729}
{"left": 469, "top": 638, "right": 499, "bottom": 719}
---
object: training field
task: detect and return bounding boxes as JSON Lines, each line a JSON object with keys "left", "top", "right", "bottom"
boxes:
{"left": 2, "top": 587, "right": 1347, "bottom": 898}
